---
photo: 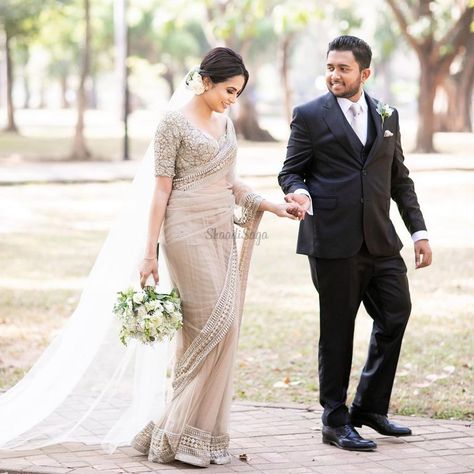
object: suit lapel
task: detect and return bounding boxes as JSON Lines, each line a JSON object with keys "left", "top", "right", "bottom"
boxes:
{"left": 364, "top": 93, "right": 383, "bottom": 164}
{"left": 322, "top": 93, "right": 363, "bottom": 160}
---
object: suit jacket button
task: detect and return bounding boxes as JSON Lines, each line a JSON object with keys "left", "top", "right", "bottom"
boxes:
{"left": 360, "top": 198, "right": 364, "bottom": 203}
{"left": 362, "top": 169, "right": 367, "bottom": 176}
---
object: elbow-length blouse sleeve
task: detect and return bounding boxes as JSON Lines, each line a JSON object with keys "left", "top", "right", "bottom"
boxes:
{"left": 226, "top": 163, "right": 263, "bottom": 227}
{"left": 153, "top": 112, "right": 181, "bottom": 178}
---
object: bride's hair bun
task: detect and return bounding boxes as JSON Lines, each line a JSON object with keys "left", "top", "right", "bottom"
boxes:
{"left": 199, "top": 47, "right": 249, "bottom": 96}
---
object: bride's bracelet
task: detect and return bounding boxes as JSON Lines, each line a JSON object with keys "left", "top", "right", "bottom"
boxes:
{"left": 143, "top": 243, "right": 160, "bottom": 261}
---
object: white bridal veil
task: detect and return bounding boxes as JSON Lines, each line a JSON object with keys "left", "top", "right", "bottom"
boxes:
{"left": 0, "top": 77, "right": 196, "bottom": 453}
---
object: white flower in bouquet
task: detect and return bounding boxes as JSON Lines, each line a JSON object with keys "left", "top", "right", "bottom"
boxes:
{"left": 137, "top": 305, "right": 147, "bottom": 318}
{"left": 171, "top": 312, "right": 181, "bottom": 324}
{"left": 133, "top": 291, "right": 145, "bottom": 304}
{"left": 113, "top": 287, "right": 183, "bottom": 346}
{"left": 151, "top": 314, "right": 163, "bottom": 326}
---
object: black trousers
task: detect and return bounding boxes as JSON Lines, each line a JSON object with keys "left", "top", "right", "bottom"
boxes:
{"left": 308, "top": 243, "right": 411, "bottom": 427}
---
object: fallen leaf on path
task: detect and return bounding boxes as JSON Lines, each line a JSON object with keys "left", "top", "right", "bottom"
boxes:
{"left": 273, "top": 377, "right": 303, "bottom": 388}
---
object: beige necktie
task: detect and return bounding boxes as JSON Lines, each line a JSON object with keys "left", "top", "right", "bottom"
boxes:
{"left": 349, "top": 103, "right": 365, "bottom": 145}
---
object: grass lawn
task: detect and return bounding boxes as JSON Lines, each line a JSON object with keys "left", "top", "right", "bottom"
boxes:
{"left": 0, "top": 171, "right": 473, "bottom": 420}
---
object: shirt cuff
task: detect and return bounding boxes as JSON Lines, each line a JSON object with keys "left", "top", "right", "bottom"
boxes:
{"left": 294, "top": 188, "right": 313, "bottom": 215}
{"left": 411, "top": 230, "right": 429, "bottom": 242}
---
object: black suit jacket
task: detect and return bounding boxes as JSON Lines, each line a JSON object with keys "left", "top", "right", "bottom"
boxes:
{"left": 278, "top": 91, "right": 427, "bottom": 259}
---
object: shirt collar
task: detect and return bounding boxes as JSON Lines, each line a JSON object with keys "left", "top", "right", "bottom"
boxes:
{"left": 337, "top": 90, "right": 366, "bottom": 114}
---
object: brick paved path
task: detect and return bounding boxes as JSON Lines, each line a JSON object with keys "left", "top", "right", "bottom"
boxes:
{"left": 0, "top": 402, "right": 472, "bottom": 473}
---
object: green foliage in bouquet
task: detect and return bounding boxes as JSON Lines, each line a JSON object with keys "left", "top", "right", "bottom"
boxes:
{"left": 113, "top": 286, "right": 183, "bottom": 346}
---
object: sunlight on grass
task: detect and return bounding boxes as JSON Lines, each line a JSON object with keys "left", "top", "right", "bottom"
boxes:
{"left": 0, "top": 175, "right": 472, "bottom": 419}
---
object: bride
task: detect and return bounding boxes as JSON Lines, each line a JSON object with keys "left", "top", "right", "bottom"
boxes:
{"left": 0, "top": 47, "right": 301, "bottom": 468}
{"left": 131, "top": 47, "right": 300, "bottom": 466}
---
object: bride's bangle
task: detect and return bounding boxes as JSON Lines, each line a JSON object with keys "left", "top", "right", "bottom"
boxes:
{"left": 143, "top": 256, "right": 155, "bottom": 261}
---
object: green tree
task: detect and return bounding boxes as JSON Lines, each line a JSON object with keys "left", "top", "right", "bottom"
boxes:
{"left": 386, "top": 0, "right": 473, "bottom": 152}
{"left": 372, "top": 11, "right": 401, "bottom": 105}
{"left": 272, "top": 2, "right": 322, "bottom": 124}
{"left": 0, "top": 0, "right": 45, "bottom": 131}
{"left": 127, "top": 4, "right": 207, "bottom": 96}
{"left": 202, "top": 0, "right": 278, "bottom": 141}
{"left": 35, "top": 4, "right": 81, "bottom": 109}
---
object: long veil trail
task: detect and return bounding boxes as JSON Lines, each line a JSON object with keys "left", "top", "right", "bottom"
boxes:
{"left": 0, "top": 78, "right": 195, "bottom": 453}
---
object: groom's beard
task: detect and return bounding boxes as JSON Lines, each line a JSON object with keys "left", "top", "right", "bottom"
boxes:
{"left": 327, "top": 77, "right": 363, "bottom": 100}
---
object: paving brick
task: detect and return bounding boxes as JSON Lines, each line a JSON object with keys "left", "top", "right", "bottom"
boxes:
{"left": 91, "top": 464, "right": 122, "bottom": 471}
{"left": 228, "top": 464, "right": 263, "bottom": 472}
{"left": 440, "top": 454, "right": 474, "bottom": 468}
{"left": 63, "top": 461, "right": 91, "bottom": 468}
{"left": 0, "top": 459, "right": 32, "bottom": 470}
{"left": 0, "top": 404, "right": 472, "bottom": 473}
{"left": 453, "top": 437, "right": 474, "bottom": 447}
{"left": 121, "top": 467, "right": 153, "bottom": 473}
{"left": 28, "top": 467, "right": 72, "bottom": 474}
{"left": 70, "top": 469, "right": 116, "bottom": 474}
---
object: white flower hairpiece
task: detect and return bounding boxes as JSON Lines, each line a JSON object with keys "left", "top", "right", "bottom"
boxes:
{"left": 185, "top": 66, "right": 206, "bottom": 95}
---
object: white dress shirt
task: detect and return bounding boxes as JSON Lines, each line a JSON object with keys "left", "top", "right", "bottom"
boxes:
{"left": 293, "top": 91, "right": 428, "bottom": 243}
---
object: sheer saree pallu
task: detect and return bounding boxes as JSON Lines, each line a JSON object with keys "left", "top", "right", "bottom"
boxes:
{"left": 132, "top": 126, "right": 263, "bottom": 466}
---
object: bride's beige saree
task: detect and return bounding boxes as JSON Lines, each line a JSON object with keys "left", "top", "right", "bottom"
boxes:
{"left": 131, "top": 112, "right": 263, "bottom": 466}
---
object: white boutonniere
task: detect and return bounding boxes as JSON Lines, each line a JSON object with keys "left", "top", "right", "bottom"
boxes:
{"left": 376, "top": 101, "right": 393, "bottom": 125}
{"left": 185, "top": 66, "right": 206, "bottom": 95}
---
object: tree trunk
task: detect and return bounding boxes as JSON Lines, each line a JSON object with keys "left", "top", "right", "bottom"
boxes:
{"left": 60, "top": 73, "right": 69, "bottom": 108}
{"left": 88, "top": 74, "right": 98, "bottom": 109}
{"left": 5, "top": 30, "right": 18, "bottom": 132}
{"left": 377, "top": 60, "right": 394, "bottom": 105}
{"left": 279, "top": 34, "right": 293, "bottom": 125}
{"left": 436, "top": 36, "right": 473, "bottom": 132}
{"left": 22, "top": 73, "right": 30, "bottom": 109}
{"left": 162, "top": 66, "right": 175, "bottom": 97}
{"left": 234, "top": 93, "right": 277, "bottom": 142}
{"left": 38, "top": 79, "right": 47, "bottom": 108}
{"left": 217, "top": 37, "right": 275, "bottom": 142}
{"left": 416, "top": 55, "right": 438, "bottom": 152}
{"left": 457, "top": 61, "right": 473, "bottom": 132}
{"left": 70, "top": 0, "right": 91, "bottom": 160}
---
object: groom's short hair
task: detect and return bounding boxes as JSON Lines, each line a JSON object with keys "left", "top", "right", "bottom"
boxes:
{"left": 327, "top": 35, "right": 372, "bottom": 70}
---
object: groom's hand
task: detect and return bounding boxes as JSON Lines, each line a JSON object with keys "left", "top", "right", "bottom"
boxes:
{"left": 414, "top": 239, "right": 432, "bottom": 269}
{"left": 284, "top": 193, "right": 311, "bottom": 220}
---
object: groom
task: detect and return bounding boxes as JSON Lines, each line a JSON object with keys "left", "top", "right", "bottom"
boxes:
{"left": 279, "top": 35, "right": 432, "bottom": 451}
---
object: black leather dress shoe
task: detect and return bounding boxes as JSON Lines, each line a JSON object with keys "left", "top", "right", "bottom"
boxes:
{"left": 322, "top": 424, "right": 377, "bottom": 451}
{"left": 350, "top": 411, "right": 412, "bottom": 437}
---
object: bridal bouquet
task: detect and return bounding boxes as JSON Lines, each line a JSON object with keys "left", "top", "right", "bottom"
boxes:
{"left": 113, "top": 286, "right": 183, "bottom": 346}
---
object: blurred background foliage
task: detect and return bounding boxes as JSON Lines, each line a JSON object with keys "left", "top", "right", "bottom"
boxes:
{"left": 0, "top": 0, "right": 472, "bottom": 156}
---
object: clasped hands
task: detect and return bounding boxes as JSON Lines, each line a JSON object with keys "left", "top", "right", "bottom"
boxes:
{"left": 282, "top": 193, "right": 311, "bottom": 220}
